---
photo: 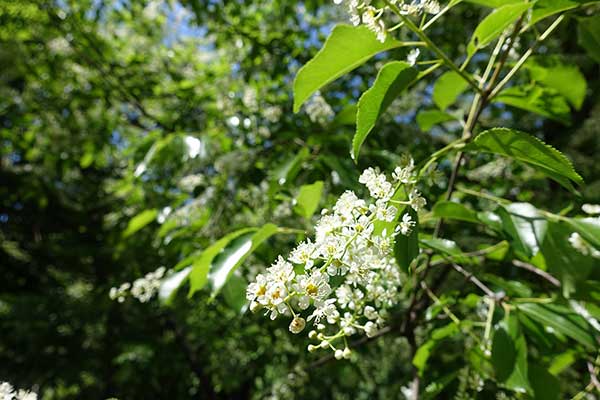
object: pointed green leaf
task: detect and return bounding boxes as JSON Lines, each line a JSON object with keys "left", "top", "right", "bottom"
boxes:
{"left": 432, "top": 71, "right": 469, "bottom": 110}
{"left": 524, "top": 57, "right": 587, "bottom": 110}
{"left": 494, "top": 85, "right": 571, "bottom": 125}
{"left": 294, "top": 181, "right": 324, "bottom": 219}
{"left": 416, "top": 109, "right": 458, "bottom": 131}
{"left": 188, "top": 228, "right": 256, "bottom": 296}
{"left": 413, "top": 323, "right": 460, "bottom": 375}
{"left": 209, "top": 223, "right": 279, "bottom": 296}
{"left": 492, "top": 313, "right": 532, "bottom": 394}
{"left": 497, "top": 203, "right": 547, "bottom": 258}
{"left": 531, "top": 0, "right": 580, "bottom": 25}
{"left": 159, "top": 266, "right": 192, "bottom": 305}
{"left": 353, "top": 61, "right": 417, "bottom": 161}
{"left": 467, "top": 128, "right": 583, "bottom": 191}
{"left": 517, "top": 303, "right": 597, "bottom": 350}
{"left": 467, "top": 2, "right": 533, "bottom": 57}
{"left": 123, "top": 209, "right": 158, "bottom": 238}
{"left": 293, "top": 24, "right": 407, "bottom": 112}
{"left": 529, "top": 364, "right": 561, "bottom": 400}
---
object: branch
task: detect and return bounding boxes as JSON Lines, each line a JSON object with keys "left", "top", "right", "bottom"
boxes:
{"left": 511, "top": 260, "right": 561, "bottom": 288}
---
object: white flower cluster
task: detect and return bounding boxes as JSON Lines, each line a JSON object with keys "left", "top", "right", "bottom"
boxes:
{"left": 304, "top": 92, "right": 334, "bottom": 125}
{"left": 109, "top": 267, "right": 166, "bottom": 303}
{"left": 568, "top": 232, "right": 600, "bottom": 259}
{"left": 247, "top": 160, "right": 425, "bottom": 356}
{"left": 582, "top": 203, "right": 600, "bottom": 215}
{"left": 334, "top": 0, "right": 440, "bottom": 43}
{"left": 0, "top": 382, "right": 37, "bottom": 400}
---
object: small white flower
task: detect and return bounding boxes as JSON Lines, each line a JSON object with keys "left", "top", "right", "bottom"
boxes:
{"left": 289, "top": 240, "right": 317, "bottom": 268}
{"left": 398, "top": 213, "right": 416, "bottom": 235}
{"left": 364, "top": 321, "right": 378, "bottom": 337}
{"left": 409, "top": 189, "right": 427, "bottom": 211}
{"left": 407, "top": 48, "right": 420, "bottom": 66}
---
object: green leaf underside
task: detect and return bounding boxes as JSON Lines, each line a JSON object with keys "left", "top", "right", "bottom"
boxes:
{"left": 293, "top": 24, "right": 406, "bottom": 112}
{"left": 123, "top": 209, "right": 158, "bottom": 237}
{"left": 188, "top": 227, "right": 257, "bottom": 296}
{"left": 353, "top": 61, "right": 417, "bottom": 161}
{"left": 467, "top": 128, "right": 583, "bottom": 191}
{"left": 416, "top": 109, "right": 458, "bottom": 131}
{"left": 492, "top": 314, "right": 532, "bottom": 394}
{"left": 524, "top": 57, "right": 587, "bottom": 110}
{"left": 518, "top": 303, "right": 597, "bottom": 349}
{"left": 531, "top": 0, "right": 582, "bottom": 25}
{"left": 413, "top": 323, "right": 460, "bottom": 375}
{"left": 295, "top": 181, "right": 324, "bottom": 218}
{"left": 394, "top": 208, "right": 419, "bottom": 272}
{"left": 433, "top": 201, "right": 480, "bottom": 223}
{"left": 495, "top": 85, "right": 572, "bottom": 125}
{"left": 467, "top": 2, "right": 533, "bottom": 57}
{"left": 432, "top": 71, "right": 469, "bottom": 110}
{"left": 209, "top": 223, "right": 279, "bottom": 296}
{"left": 497, "top": 202, "right": 547, "bottom": 258}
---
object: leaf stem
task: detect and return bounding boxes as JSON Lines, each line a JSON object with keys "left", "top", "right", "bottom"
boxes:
{"left": 488, "top": 15, "right": 565, "bottom": 100}
{"left": 384, "top": 0, "right": 484, "bottom": 94}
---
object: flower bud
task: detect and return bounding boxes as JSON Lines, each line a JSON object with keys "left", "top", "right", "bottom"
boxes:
{"left": 342, "top": 347, "right": 352, "bottom": 359}
{"left": 249, "top": 301, "right": 261, "bottom": 313}
{"left": 319, "top": 340, "right": 329, "bottom": 349}
{"left": 334, "top": 349, "right": 344, "bottom": 360}
{"left": 307, "top": 344, "right": 318, "bottom": 353}
{"left": 289, "top": 316, "right": 306, "bottom": 334}
{"left": 308, "top": 330, "right": 317, "bottom": 339}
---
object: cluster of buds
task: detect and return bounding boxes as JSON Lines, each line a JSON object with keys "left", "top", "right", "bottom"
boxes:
{"left": 247, "top": 158, "right": 426, "bottom": 355}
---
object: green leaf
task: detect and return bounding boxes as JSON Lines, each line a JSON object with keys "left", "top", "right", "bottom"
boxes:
{"left": 394, "top": 208, "right": 419, "bottom": 272}
{"left": 353, "top": 61, "right": 417, "bottom": 161}
{"left": 494, "top": 85, "right": 571, "bottom": 125}
{"left": 188, "top": 228, "right": 257, "bottom": 296}
{"left": 491, "top": 326, "right": 517, "bottom": 382}
{"left": 209, "top": 223, "right": 279, "bottom": 296}
{"left": 222, "top": 274, "right": 249, "bottom": 313}
{"left": 467, "top": 128, "right": 583, "bottom": 191}
{"left": 529, "top": 364, "right": 561, "bottom": 400}
{"left": 531, "top": 0, "right": 580, "bottom": 25}
{"left": 517, "top": 303, "right": 597, "bottom": 350}
{"left": 432, "top": 201, "right": 480, "bottom": 223}
{"left": 564, "top": 218, "right": 600, "bottom": 249}
{"left": 497, "top": 203, "right": 547, "bottom": 258}
{"left": 524, "top": 57, "right": 587, "bottom": 109}
{"left": 432, "top": 71, "right": 469, "bottom": 110}
{"left": 464, "top": 0, "right": 523, "bottom": 7}
{"left": 578, "top": 15, "right": 600, "bottom": 64}
{"left": 294, "top": 181, "right": 324, "bottom": 219}
{"left": 467, "top": 2, "right": 533, "bottom": 57}
{"left": 540, "top": 221, "right": 593, "bottom": 297}
{"left": 272, "top": 147, "right": 310, "bottom": 185}
{"left": 293, "top": 24, "right": 406, "bottom": 112}
{"left": 413, "top": 323, "right": 460, "bottom": 375}
{"left": 123, "top": 209, "right": 158, "bottom": 238}
{"left": 416, "top": 109, "right": 458, "bottom": 131}
{"left": 332, "top": 104, "right": 357, "bottom": 126}
{"left": 492, "top": 314, "right": 532, "bottom": 394}
{"left": 548, "top": 350, "right": 577, "bottom": 375}
{"left": 158, "top": 266, "right": 192, "bottom": 305}
{"left": 422, "top": 372, "right": 460, "bottom": 400}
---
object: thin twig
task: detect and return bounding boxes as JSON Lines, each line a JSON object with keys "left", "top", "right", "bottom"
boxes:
{"left": 512, "top": 260, "right": 561, "bottom": 287}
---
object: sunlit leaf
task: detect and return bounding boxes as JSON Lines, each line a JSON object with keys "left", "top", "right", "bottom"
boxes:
{"left": 293, "top": 24, "right": 406, "bottom": 112}
{"left": 467, "top": 2, "right": 533, "bottom": 57}
{"left": 432, "top": 71, "right": 469, "bottom": 110}
{"left": 432, "top": 201, "right": 480, "bottom": 224}
{"left": 467, "top": 128, "right": 583, "bottom": 191}
{"left": 123, "top": 209, "right": 158, "bottom": 238}
{"left": 416, "top": 109, "right": 458, "bottom": 131}
{"left": 353, "top": 61, "right": 417, "bottom": 161}
{"left": 294, "top": 181, "right": 324, "bottom": 219}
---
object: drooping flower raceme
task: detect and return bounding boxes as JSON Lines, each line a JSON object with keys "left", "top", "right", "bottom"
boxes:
{"left": 0, "top": 381, "right": 37, "bottom": 400}
{"left": 334, "top": 0, "right": 441, "bottom": 43}
{"left": 109, "top": 266, "right": 167, "bottom": 303}
{"left": 247, "top": 161, "right": 425, "bottom": 356}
